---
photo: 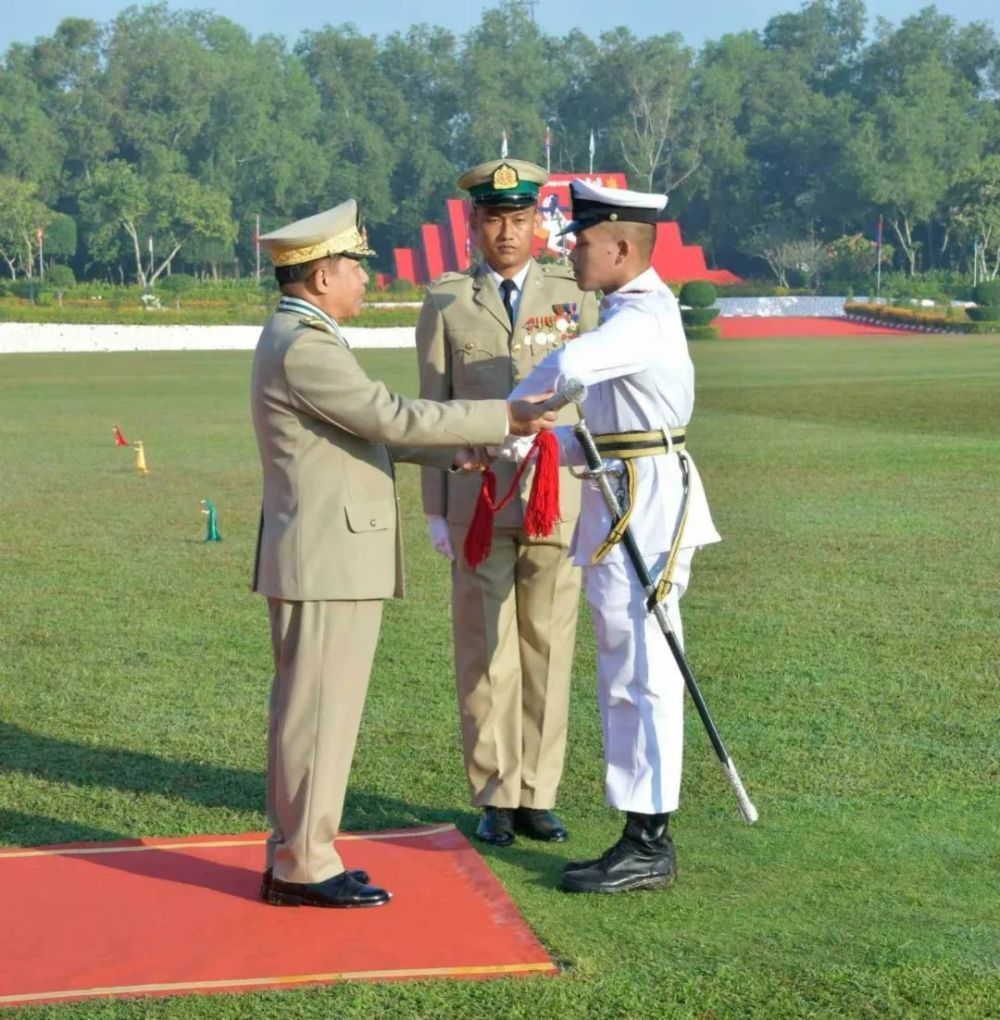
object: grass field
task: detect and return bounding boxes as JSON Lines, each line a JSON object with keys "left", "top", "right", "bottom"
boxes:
{"left": 1, "top": 336, "right": 998, "bottom": 1018}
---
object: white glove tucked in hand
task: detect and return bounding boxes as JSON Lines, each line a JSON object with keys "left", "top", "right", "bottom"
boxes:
{"left": 426, "top": 514, "right": 455, "bottom": 561}
{"left": 490, "top": 435, "right": 536, "bottom": 463}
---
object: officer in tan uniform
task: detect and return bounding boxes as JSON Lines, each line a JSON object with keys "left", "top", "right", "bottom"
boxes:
{"left": 251, "top": 199, "right": 556, "bottom": 908}
{"left": 416, "top": 159, "right": 599, "bottom": 846}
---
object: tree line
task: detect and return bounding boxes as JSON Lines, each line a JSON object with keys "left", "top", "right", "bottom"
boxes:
{"left": 1, "top": 0, "right": 999, "bottom": 285}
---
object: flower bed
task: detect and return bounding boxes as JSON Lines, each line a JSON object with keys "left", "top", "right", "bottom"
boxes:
{"left": 842, "top": 302, "right": 972, "bottom": 334}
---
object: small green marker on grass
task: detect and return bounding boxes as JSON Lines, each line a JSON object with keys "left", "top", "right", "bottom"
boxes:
{"left": 200, "top": 499, "right": 222, "bottom": 542}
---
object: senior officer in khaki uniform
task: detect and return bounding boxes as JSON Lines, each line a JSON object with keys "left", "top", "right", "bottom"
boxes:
{"left": 251, "top": 199, "right": 557, "bottom": 909}
{"left": 416, "top": 159, "right": 599, "bottom": 847}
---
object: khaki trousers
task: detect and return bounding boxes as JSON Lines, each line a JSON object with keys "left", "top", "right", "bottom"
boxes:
{"left": 449, "top": 522, "right": 581, "bottom": 809}
{"left": 265, "top": 597, "right": 383, "bottom": 884}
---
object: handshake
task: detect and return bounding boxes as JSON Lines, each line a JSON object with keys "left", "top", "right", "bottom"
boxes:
{"left": 450, "top": 391, "right": 557, "bottom": 474}
{"left": 506, "top": 392, "right": 560, "bottom": 436}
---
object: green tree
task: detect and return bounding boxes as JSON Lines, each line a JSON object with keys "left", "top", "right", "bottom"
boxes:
{"left": 15, "top": 18, "right": 113, "bottom": 188}
{"left": 43, "top": 213, "right": 77, "bottom": 263}
{"left": 79, "top": 160, "right": 235, "bottom": 286}
{"left": 850, "top": 57, "right": 985, "bottom": 275}
{"left": 458, "top": 2, "right": 562, "bottom": 166}
{"left": 0, "top": 61, "right": 65, "bottom": 201}
{"left": 0, "top": 176, "right": 52, "bottom": 278}
{"left": 603, "top": 33, "right": 702, "bottom": 194}
{"left": 948, "top": 156, "right": 1000, "bottom": 279}
{"left": 377, "top": 26, "right": 462, "bottom": 244}
{"left": 762, "top": 0, "right": 865, "bottom": 89}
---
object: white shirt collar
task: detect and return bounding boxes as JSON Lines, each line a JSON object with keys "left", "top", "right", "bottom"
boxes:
{"left": 600, "top": 267, "right": 664, "bottom": 310}
{"left": 486, "top": 261, "right": 531, "bottom": 294}
{"left": 277, "top": 295, "right": 345, "bottom": 339}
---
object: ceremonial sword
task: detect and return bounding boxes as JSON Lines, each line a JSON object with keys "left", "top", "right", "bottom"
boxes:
{"left": 551, "top": 379, "right": 759, "bottom": 824}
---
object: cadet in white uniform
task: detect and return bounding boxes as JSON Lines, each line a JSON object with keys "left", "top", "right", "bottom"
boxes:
{"left": 508, "top": 179, "right": 720, "bottom": 893}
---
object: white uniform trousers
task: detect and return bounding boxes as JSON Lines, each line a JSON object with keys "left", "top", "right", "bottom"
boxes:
{"left": 583, "top": 546, "right": 694, "bottom": 815}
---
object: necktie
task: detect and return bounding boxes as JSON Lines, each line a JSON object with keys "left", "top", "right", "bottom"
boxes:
{"left": 499, "top": 278, "right": 516, "bottom": 327}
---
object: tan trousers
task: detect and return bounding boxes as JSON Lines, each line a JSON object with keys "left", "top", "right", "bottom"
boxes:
{"left": 265, "top": 597, "right": 383, "bottom": 884}
{"left": 449, "top": 522, "right": 581, "bottom": 809}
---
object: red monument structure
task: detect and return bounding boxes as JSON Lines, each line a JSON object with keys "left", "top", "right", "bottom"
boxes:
{"left": 392, "top": 172, "right": 740, "bottom": 286}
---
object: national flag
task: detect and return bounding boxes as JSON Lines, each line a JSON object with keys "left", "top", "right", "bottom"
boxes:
{"left": 501, "top": 130, "right": 509, "bottom": 158}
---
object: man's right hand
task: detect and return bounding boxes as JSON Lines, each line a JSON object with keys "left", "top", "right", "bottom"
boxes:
{"left": 507, "top": 394, "right": 558, "bottom": 436}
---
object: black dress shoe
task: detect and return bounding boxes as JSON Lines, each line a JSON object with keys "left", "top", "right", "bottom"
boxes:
{"left": 266, "top": 871, "right": 391, "bottom": 908}
{"left": 514, "top": 808, "right": 568, "bottom": 842}
{"left": 260, "top": 866, "right": 369, "bottom": 901}
{"left": 475, "top": 807, "right": 515, "bottom": 846}
{"left": 561, "top": 813, "right": 675, "bottom": 894}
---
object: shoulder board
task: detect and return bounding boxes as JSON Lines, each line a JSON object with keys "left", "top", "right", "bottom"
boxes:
{"left": 428, "top": 270, "right": 473, "bottom": 289}
{"left": 297, "top": 316, "right": 336, "bottom": 335}
{"left": 539, "top": 262, "right": 578, "bottom": 280}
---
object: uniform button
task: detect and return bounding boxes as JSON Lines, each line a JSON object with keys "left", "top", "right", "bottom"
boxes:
{"left": 511, "top": 343, "right": 521, "bottom": 353}
{"left": 369, "top": 518, "right": 377, "bottom": 526}
{"left": 464, "top": 342, "right": 473, "bottom": 350}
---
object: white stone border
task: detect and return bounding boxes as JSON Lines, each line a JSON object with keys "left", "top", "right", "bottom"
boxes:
{"left": 0, "top": 323, "right": 416, "bottom": 354}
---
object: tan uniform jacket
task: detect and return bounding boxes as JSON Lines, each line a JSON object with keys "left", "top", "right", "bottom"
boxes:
{"left": 416, "top": 260, "right": 599, "bottom": 528}
{"left": 251, "top": 308, "right": 509, "bottom": 601}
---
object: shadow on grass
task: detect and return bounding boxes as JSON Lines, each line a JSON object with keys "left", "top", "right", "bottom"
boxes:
{"left": 0, "top": 725, "right": 570, "bottom": 893}
{"left": 0, "top": 809, "right": 126, "bottom": 847}
{"left": 0, "top": 721, "right": 263, "bottom": 812}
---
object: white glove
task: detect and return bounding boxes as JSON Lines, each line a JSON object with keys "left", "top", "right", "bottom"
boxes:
{"left": 426, "top": 514, "right": 455, "bottom": 561}
{"left": 491, "top": 435, "right": 535, "bottom": 463}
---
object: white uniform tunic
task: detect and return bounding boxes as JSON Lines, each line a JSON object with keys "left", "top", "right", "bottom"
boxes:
{"left": 509, "top": 267, "right": 720, "bottom": 813}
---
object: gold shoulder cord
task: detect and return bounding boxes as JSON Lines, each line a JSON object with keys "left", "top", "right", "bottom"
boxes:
{"left": 653, "top": 451, "right": 692, "bottom": 603}
{"left": 588, "top": 431, "right": 692, "bottom": 606}
{"left": 590, "top": 459, "right": 640, "bottom": 564}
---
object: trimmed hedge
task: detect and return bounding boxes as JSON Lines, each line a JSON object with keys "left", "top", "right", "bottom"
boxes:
{"left": 684, "top": 325, "right": 720, "bottom": 340}
{"left": 965, "top": 305, "right": 1000, "bottom": 322}
{"left": 972, "top": 280, "right": 1000, "bottom": 306}
{"left": 681, "top": 307, "right": 719, "bottom": 327}
{"left": 679, "top": 281, "right": 718, "bottom": 307}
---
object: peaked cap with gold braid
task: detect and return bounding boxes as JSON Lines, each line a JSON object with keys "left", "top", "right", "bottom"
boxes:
{"left": 260, "top": 199, "right": 376, "bottom": 267}
{"left": 457, "top": 158, "right": 549, "bottom": 207}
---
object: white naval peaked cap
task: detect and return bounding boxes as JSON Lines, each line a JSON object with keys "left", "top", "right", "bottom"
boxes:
{"left": 260, "top": 199, "right": 376, "bottom": 267}
{"left": 562, "top": 179, "right": 668, "bottom": 234}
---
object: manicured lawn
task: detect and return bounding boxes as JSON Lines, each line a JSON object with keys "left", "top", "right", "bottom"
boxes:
{"left": 0, "top": 336, "right": 997, "bottom": 1018}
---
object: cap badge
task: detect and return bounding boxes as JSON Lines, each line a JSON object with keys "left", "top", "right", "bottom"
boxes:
{"left": 492, "top": 163, "right": 519, "bottom": 190}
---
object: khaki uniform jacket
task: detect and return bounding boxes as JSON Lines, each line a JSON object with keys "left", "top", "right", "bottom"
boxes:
{"left": 416, "top": 259, "right": 599, "bottom": 528}
{"left": 251, "top": 307, "right": 509, "bottom": 601}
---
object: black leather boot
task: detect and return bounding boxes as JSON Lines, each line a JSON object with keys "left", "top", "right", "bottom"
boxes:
{"left": 561, "top": 813, "right": 675, "bottom": 893}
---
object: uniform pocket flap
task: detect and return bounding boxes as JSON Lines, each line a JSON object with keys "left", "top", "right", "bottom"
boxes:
{"left": 345, "top": 498, "right": 395, "bottom": 533}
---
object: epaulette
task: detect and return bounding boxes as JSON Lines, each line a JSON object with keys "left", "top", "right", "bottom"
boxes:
{"left": 297, "top": 316, "right": 336, "bottom": 335}
{"left": 427, "top": 269, "right": 473, "bottom": 290}
{"left": 539, "top": 262, "right": 578, "bottom": 280}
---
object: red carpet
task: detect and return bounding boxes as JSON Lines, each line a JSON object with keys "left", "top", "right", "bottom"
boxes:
{"left": 718, "top": 316, "right": 909, "bottom": 338}
{"left": 0, "top": 824, "right": 556, "bottom": 1008}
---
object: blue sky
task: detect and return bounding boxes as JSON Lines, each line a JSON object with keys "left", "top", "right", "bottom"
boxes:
{"left": 1, "top": 0, "right": 996, "bottom": 53}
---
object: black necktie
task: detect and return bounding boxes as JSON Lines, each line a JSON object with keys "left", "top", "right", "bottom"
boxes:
{"left": 499, "top": 279, "right": 516, "bottom": 327}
